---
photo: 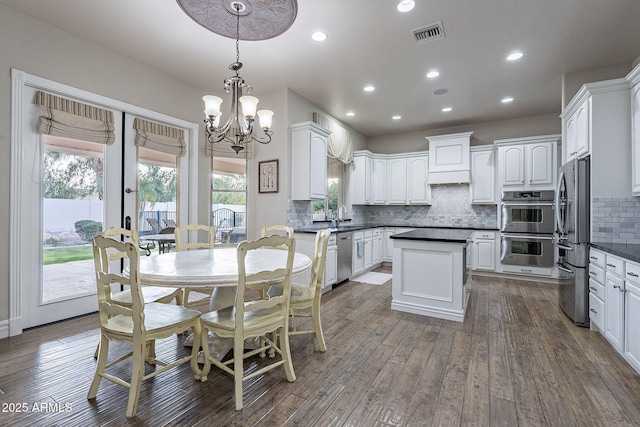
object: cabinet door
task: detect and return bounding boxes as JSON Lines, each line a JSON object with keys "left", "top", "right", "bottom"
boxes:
{"left": 352, "top": 155, "right": 369, "bottom": 205}
{"left": 625, "top": 281, "right": 640, "bottom": 372}
{"left": 605, "top": 273, "right": 625, "bottom": 352}
{"left": 384, "top": 228, "right": 395, "bottom": 260}
{"left": 388, "top": 158, "right": 407, "bottom": 204}
{"left": 574, "top": 99, "right": 590, "bottom": 158}
{"left": 324, "top": 245, "right": 337, "bottom": 287}
{"left": 373, "top": 230, "right": 383, "bottom": 264}
{"left": 527, "top": 143, "right": 554, "bottom": 187}
{"left": 364, "top": 237, "right": 373, "bottom": 269}
{"left": 407, "top": 156, "right": 430, "bottom": 204}
{"left": 470, "top": 149, "right": 495, "bottom": 203}
{"left": 352, "top": 238, "right": 364, "bottom": 274}
{"left": 632, "top": 86, "right": 640, "bottom": 195}
{"left": 565, "top": 114, "right": 577, "bottom": 161}
{"left": 309, "top": 133, "right": 327, "bottom": 199}
{"left": 499, "top": 145, "right": 525, "bottom": 186}
{"left": 372, "top": 157, "right": 387, "bottom": 204}
{"left": 473, "top": 239, "right": 496, "bottom": 271}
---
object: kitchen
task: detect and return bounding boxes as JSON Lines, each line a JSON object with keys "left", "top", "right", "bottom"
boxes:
{"left": 2, "top": 0, "right": 640, "bottom": 424}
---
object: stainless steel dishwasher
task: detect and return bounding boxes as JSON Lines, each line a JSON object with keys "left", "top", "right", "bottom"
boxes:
{"left": 336, "top": 232, "right": 353, "bottom": 283}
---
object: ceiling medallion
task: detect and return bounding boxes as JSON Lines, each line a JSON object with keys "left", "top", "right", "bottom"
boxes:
{"left": 176, "top": 0, "right": 298, "bottom": 40}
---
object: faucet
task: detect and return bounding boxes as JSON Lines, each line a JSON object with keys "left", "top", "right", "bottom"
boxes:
{"left": 337, "top": 205, "right": 348, "bottom": 222}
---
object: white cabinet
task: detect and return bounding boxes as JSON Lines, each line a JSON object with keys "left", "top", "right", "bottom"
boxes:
{"left": 407, "top": 154, "right": 431, "bottom": 204}
{"left": 352, "top": 231, "right": 364, "bottom": 275}
{"left": 324, "top": 235, "right": 337, "bottom": 289}
{"left": 470, "top": 147, "right": 496, "bottom": 204}
{"left": 588, "top": 249, "right": 606, "bottom": 331}
{"left": 363, "top": 229, "right": 373, "bottom": 270}
{"left": 291, "top": 122, "right": 330, "bottom": 200}
{"left": 496, "top": 135, "right": 558, "bottom": 191}
{"left": 629, "top": 66, "right": 640, "bottom": 195}
{"left": 605, "top": 268, "right": 625, "bottom": 352}
{"left": 624, "top": 259, "right": 640, "bottom": 372}
{"left": 372, "top": 157, "right": 387, "bottom": 204}
{"left": 352, "top": 152, "right": 372, "bottom": 205}
{"left": 564, "top": 98, "right": 590, "bottom": 161}
{"left": 470, "top": 231, "right": 496, "bottom": 271}
{"left": 373, "top": 228, "right": 383, "bottom": 265}
{"left": 388, "top": 158, "right": 408, "bottom": 204}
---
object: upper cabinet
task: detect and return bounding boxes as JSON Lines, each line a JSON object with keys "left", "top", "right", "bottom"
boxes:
{"left": 351, "top": 150, "right": 430, "bottom": 205}
{"left": 564, "top": 98, "right": 590, "bottom": 161}
{"left": 291, "top": 121, "right": 331, "bottom": 200}
{"left": 470, "top": 146, "right": 496, "bottom": 204}
{"left": 496, "top": 135, "right": 559, "bottom": 191}
{"left": 629, "top": 65, "right": 640, "bottom": 196}
{"left": 426, "top": 131, "right": 472, "bottom": 184}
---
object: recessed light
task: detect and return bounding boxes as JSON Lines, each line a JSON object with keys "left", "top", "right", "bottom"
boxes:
{"left": 433, "top": 88, "right": 448, "bottom": 95}
{"left": 442, "top": 107, "right": 452, "bottom": 112}
{"left": 311, "top": 31, "right": 327, "bottom": 42}
{"left": 426, "top": 70, "right": 440, "bottom": 79}
{"left": 397, "top": 0, "right": 415, "bottom": 12}
{"left": 363, "top": 85, "right": 375, "bottom": 92}
{"left": 506, "top": 51, "right": 523, "bottom": 61}
{"left": 392, "top": 115, "right": 402, "bottom": 120}
{"left": 501, "top": 96, "right": 514, "bottom": 103}
{"left": 346, "top": 111, "right": 355, "bottom": 117}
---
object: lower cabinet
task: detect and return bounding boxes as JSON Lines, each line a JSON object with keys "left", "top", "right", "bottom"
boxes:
{"left": 589, "top": 247, "right": 640, "bottom": 374}
{"left": 352, "top": 231, "right": 364, "bottom": 275}
{"left": 470, "top": 231, "right": 496, "bottom": 271}
{"left": 324, "top": 235, "right": 337, "bottom": 289}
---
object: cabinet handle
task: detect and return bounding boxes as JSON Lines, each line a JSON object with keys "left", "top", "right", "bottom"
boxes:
{"left": 627, "top": 272, "right": 639, "bottom": 278}
{"left": 590, "top": 308, "right": 597, "bottom": 314}
{"left": 606, "top": 263, "right": 616, "bottom": 268}
{"left": 589, "top": 286, "right": 597, "bottom": 292}
{"left": 521, "top": 268, "right": 532, "bottom": 272}
{"left": 589, "top": 271, "right": 597, "bottom": 277}
{"left": 590, "top": 256, "right": 598, "bottom": 260}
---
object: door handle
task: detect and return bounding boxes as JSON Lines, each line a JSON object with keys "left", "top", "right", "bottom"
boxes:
{"left": 125, "top": 187, "right": 138, "bottom": 194}
{"left": 125, "top": 216, "right": 132, "bottom": 231}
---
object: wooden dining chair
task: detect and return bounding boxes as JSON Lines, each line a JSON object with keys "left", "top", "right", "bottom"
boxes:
{"left": 199, "top": 235, "right": 297, "bottom": 410}
{"left": 253, "top": 224, "right": 295, "bottom": 299}
{"left": 88, "top": 235, "right": 203, "bottom": 418}
{"left": 267, "top": 228, "right": 331, "bottom": 352}
{"left": 174, "top": 224, "right": 216, "bottom": 307}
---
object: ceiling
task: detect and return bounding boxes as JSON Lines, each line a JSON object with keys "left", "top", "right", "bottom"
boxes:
{"left": 2, "top": 0, "right": 640, "bottom": 138}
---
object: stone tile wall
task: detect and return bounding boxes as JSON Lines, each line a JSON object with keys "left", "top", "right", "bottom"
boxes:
{"left": 288, "top": 184, "right": 498, "bottom": 229}
{"left": 591, "top": 197, "right": 640, "bottom": 244}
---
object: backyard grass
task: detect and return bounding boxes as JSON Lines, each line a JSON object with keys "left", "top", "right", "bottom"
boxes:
{"left": 43, "top": 245, "right": 93, "bottom": 265}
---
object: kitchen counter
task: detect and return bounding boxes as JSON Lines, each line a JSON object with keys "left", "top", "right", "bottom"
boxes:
{"left": 295, "top": 224, "right": 497, "bottom": 235}
{"left": 590, "top": 242, "right": 640, "bottom": 264}
{"left": 390, "top": 228, "right": 473, "bottom": 244}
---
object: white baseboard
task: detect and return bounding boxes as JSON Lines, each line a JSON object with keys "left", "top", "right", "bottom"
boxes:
{"left": 0, "top": 320, "right": 9, "bottom": 339}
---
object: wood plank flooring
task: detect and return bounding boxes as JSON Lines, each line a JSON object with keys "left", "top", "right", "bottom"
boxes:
{"left": 2, "top": 268, "right": 640, "bottom": 426}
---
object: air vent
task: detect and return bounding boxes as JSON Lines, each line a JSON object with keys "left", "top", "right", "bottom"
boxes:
{"left": 412, "top": 21, "right": 445, "bottom": 45}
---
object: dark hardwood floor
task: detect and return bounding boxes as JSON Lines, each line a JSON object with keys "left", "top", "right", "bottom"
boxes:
{"left": 2, "top": 268, "right": 640, "bottom": 426}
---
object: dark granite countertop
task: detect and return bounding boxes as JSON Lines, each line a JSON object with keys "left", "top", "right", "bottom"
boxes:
{"left": 390, "top": 228, "right": 473, "bottom": 243}
{"left": 590, "top": 242, "right": 640, "bottom": 264}
{"left": 295, "top": 223, "right": 498, "bottom": 235}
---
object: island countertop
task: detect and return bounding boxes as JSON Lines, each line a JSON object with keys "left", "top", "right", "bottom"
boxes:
{"left": 390, "top": 228, "right": 473, "bottom": 244}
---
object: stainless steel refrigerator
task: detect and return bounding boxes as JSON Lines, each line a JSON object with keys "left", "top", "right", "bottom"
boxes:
{"left": 555, "top": 156, "right": 590, "bottom": 327}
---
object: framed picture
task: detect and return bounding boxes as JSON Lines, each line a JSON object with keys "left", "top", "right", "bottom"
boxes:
{"left": 258, "top": 159, "right": 279, "bottom": 193}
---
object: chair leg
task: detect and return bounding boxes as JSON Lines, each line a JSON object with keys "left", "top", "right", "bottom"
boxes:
{"left": 280, "top": 326, "right": 296, "bottom": 383}
{"left": 200, "top": 324, "right": 211, "bottom": 381}
{"left": 190, "top": 321, "right": 203, "bottom": 380}
{"left": 87, "top": 334, "right": 108, "bottom": 399}
{"left": 312, "top": 305, "right": 327, "bottom": 352}
{"left": 126, "top": 340, "right": 146, "bottom": 418}
{"left": 233, "top": 334, "right": 245, "bottom": 410}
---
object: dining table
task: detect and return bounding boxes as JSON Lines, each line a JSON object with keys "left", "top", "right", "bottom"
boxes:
{"left": 132, "top": 246, "right": 312, "bottom": 359}
{"left": 140, "top": 233, "right": 175, "bottom": 254}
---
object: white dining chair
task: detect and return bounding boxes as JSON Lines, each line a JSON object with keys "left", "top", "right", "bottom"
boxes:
{"left": 268, "top": 228, "right": 331, "bottom": 351}
{"left": 199, "top": 234, "right": 297, "bottom": 410}
{"left": 88, "top": 235, "right": 202, "bottom": 418}
{"left": 174, "top": 224, "right": 216, "bottom": 307}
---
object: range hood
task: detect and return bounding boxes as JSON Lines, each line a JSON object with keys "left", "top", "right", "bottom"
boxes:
{"left": 426, "top": 131, "right": 473, "bottom": 184}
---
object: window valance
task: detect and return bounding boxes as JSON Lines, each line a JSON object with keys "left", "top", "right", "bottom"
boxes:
{"left": 312, "top": 112, "right": 353, "bottom": 164}
{"left": 34, "top": 91, "right": 115, "bottom": 145}
{"left": 133, "top": 118, "right": 186, "bottom": 157}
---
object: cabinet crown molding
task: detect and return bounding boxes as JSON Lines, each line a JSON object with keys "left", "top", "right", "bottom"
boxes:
{"left": 494, "top": 134, "right": 561, "bottom": 146}
{"left": 561, "top": 78, "right": 631, "bottom": 119}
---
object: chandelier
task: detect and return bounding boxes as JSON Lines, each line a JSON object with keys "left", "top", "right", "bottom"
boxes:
{"left": 201, "top": 3, "right": 274, "bottom": 154}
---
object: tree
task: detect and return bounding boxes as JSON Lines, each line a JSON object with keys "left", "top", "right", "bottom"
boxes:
{"left": 211, "top": 174, "right": 246, "bottom": 205}
{"left": 138, "top": 164, "right": 176, "bottom": 211}
{"left": 43, "top": 150, "right": 103, "bottom": 199}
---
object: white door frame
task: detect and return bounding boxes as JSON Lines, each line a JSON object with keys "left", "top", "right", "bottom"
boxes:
{"left": 8, "top": 68, "right": 199, "bottom": 337}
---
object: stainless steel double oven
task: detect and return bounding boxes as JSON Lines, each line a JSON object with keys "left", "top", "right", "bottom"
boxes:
{"left": 500, "top": 190, "right": 555, "bottom": 267}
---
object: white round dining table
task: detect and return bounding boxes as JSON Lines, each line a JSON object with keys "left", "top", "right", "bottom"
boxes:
{"left": 136, "top": 247, "right": 312, "bottom": 311}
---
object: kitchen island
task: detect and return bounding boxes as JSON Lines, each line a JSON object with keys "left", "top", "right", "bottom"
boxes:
{"left": 391, "top": 228, "right": 473, "bottom": 322}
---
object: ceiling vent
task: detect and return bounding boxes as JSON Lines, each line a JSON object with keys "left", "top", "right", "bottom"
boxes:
{"left": 412, "top": 21, "right": 445, "bottom": 45}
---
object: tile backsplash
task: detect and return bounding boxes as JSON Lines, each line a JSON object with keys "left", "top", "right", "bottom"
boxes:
{"left": 288, "top": 184, "right": 498, "bottom": 229}
{"left": 592, "top": 197, "right": 640, "bottom": 244}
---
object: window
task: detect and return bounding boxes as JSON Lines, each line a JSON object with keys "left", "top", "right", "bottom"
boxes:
{"left": 137, "top": 146, "right": 178, "bottom": 232}
{"left": 211, "top": 156, "right": 247, "bottom": 243}
{"left": 312, "top": 157, "right": 344, "bottom": 220}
